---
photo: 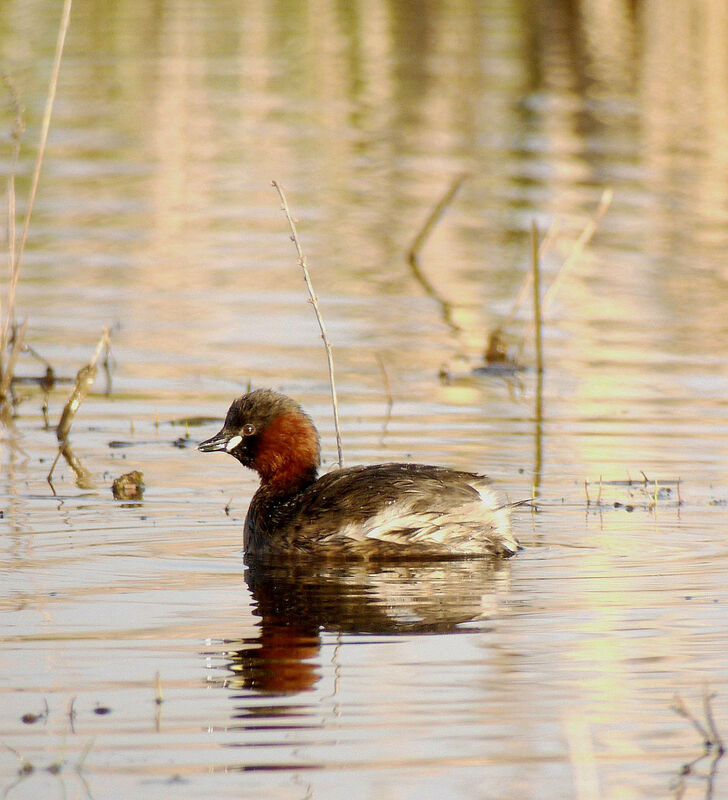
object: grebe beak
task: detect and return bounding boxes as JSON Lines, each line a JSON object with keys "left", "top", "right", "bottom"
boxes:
{"left": 198, "top": 430, "right": 230, "bottom": 453}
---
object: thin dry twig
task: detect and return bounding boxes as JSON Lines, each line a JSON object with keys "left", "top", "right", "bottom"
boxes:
{"left": 516, "top": 190, "right": 612, "bottom": 358}
{"left": 374, "top": 353, "right": 393, "bottom": 415}
{"left": 12, "top": 0, "right": 73, "bottom": 283}
{"left": 502, "top": 218, "right": 561, "bottom": 330}
{"left": 407, "top": 172, "right": 468, "bottom": 264}
{"left": 542, "top": 188, "right": 612, "bottom": 315}
{"left": 271, "top": 181, "right": 343, "bottom": 468}
{"left": 374, "top": 353, "right": 393, "bottom": 440}
{"left": 1, "top": 74, "right": 24, "bottom": 393}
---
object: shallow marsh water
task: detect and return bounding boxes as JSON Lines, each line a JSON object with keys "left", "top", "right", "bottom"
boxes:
{"left": 2, "top": 2, "right": 728, "bottom": 798}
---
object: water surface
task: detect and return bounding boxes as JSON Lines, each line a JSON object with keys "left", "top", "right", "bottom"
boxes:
{"left": 2, "top": 2, "right": 728, "bottom": 798}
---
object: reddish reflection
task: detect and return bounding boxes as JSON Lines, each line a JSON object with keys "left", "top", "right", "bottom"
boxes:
{"left": 222, "top": 556, "right": 511, "bottom": 697}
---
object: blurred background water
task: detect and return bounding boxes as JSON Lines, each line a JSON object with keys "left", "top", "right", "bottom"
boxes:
{"left": 1, "top": 1, "right": 728, "bottom": 798}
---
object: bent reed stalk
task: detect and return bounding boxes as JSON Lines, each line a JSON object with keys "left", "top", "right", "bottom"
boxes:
{"left": 407, "top": 172, "right": 468, "bottom": 265}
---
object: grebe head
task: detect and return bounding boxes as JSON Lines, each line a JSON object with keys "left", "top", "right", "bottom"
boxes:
{"left": 198, "top": 389, "right": 320, "bottom": 491}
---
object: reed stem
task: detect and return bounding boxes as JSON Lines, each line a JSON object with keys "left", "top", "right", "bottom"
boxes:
{"left": 531, "top": 221, "right": 544, "bottom": 374}
{"left": 13, "top": 0, "right": 73, "bottom": 282}
{"left": 1, "top": 0, "right": 73, "bottom": 403}
{"left": 272, "top": 181, "right": 344, "bottom": 468}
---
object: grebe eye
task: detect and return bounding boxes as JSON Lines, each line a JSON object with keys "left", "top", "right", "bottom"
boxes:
{"left": 242, "top": 423, "right": 256, "bottom": 436}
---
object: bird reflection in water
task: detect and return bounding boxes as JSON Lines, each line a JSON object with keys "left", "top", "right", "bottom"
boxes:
{"left": 223, "top": 555, "right": 514, "bottom": 697}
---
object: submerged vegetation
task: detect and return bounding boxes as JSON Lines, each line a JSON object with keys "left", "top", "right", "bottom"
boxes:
{"left": 1, "top": 0, "right": 118, "bottom": 493}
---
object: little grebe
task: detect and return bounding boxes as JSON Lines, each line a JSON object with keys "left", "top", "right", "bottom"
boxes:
{"left": 198, "top": 389, "right": 519, "bottom": 559}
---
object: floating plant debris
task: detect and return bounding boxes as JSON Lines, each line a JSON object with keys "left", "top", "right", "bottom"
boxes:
{"left": 112, "top": 470, "right": 145, "bottom": 500}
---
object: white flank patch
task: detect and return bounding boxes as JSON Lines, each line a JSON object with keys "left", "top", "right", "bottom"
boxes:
{"left": 332, "top": 482, "right": 518, "bottom": 554}
{"left": 226, "top": 435, "right": 243, "bottom": 452}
